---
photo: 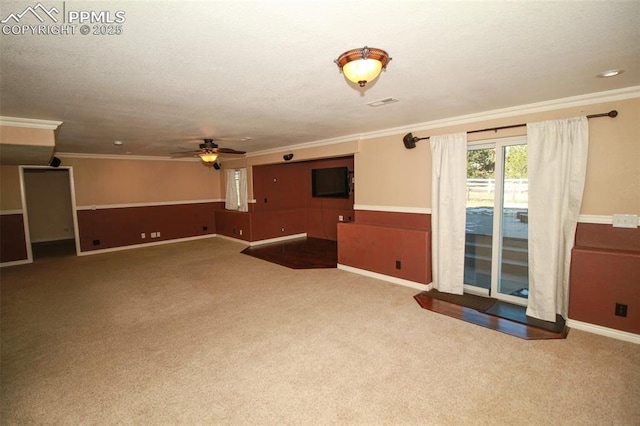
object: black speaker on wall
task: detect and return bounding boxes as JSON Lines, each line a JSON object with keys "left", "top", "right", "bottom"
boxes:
{"left": 213, "top": 162, "right": 221, "bottom": 170}
{"left": 49, "top": 157, "right": 61, "bottom": 167}
{"left": 283, "top": 153, "right": 294, "bottom": 161}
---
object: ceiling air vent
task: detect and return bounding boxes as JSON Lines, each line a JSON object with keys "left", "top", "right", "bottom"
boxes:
{"left": 367, "top": 97, "right": 399, "bottom": 107}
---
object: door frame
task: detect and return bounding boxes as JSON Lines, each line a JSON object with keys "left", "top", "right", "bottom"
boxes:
{"left": 19, "top": 165, "right": 81, "bottom": 262}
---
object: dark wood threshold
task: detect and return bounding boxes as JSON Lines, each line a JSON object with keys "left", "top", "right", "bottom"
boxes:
{"left": 414, "top": 293, "right": 569, "bottom": 340}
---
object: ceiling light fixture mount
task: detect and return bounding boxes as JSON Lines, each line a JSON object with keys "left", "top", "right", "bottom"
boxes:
{"left": 334, "top": 46, "right": 391, "bottom": 87}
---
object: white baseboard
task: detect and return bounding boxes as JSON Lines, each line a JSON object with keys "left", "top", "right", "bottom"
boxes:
{"left": 0, "top": 258, "right": 32, "bottom": 268}
{"left": 77, "top": 234, "right": 218, "bottom": 256}
{"left": 337, "top": 263, "right": 431, "bottom": 292}
{"left": 215, "top": 234, "right": 251, "bottom": 245}
{"left": 566, "top": 319, "right": 640, "bottom": 344}
{"left": 249, "top": 233, "right": 307, "bottom": 246}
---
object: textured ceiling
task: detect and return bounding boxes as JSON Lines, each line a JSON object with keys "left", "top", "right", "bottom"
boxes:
{"left": 1, "top": 1, "right": 639, "bottom": 160}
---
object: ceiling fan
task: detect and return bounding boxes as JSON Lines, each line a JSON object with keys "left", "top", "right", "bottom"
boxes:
{"left": 171, "top": 138, "right": 246, "bottom": 164}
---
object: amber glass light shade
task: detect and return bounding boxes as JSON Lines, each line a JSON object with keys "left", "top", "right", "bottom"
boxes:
{"left": 334, "top": 46, "right": 391, "bottom": 87}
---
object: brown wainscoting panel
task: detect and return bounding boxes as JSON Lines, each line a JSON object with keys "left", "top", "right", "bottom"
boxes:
{"left": 355, "top": 210, "right": 431, "bottom": 231}
{"left": 0, "top": 213, "right": 28, "bottom": 262}
{"left": 337, "top": 222, "right": 431, "bottom": 284}
{"left": 250, "top": 209, "right": 306, "bottom": 241}
{"left": 569, "top": 247, "right": 640, "bottom": 334}
{"left": 575, "top": 223, "right": 640, "bottom": 252}
{"left": 306, "top": 207, "right": 355, "bottom": 241}
{"left": 215, "top": 209, "right": 252, "bottom": 241}
{"left": 77, "top": 202, "right": 218, "bottom": 252}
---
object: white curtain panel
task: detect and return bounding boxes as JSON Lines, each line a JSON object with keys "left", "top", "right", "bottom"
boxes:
{"left": 526, "top": 117, "right": 588, "bottom": 322}
{"left": 238, "top": 168, "right": 248, "bottom": 212}
{"left": 225, "top": 169, "right": 238, "bottom": 210}
{"left": 430, "top": 132, "right": 468, "bottom": 295}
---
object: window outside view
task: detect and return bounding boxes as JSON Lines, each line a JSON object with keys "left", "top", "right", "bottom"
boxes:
{"left": 465, "top": 144, "right": 529, "bottom": 300}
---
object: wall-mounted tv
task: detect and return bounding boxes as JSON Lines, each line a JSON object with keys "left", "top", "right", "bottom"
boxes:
{"left": 312, "top": 166, "right": 350, "bottom": 198}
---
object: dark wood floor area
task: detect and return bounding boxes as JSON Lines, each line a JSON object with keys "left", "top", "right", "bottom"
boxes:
{"left": 241, "top": 237, "right": 337, "bottom": 269}
{"left": 414, "top": 292, "right": 569, "bottom": 340}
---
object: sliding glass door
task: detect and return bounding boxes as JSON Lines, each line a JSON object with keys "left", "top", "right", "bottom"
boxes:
{"left": 464, "top": 137, "right": 529, "bottom": 305}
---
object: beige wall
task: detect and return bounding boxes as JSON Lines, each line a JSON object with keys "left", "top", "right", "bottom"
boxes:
{"left": 0, "top": 126, "right": 55, "bottom": 147}
{"left": 354, "top": 98, "right": 640, "bottom": 215}
{"left": 61, "top": 157, "right": 222, "bottom": 206}
{"left": 0, "top": 126, "right": 56, "bottom": 166}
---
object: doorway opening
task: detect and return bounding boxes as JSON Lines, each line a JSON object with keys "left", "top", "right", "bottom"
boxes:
{"left": 20, "top": 166, "right": 80, "bottom": 261}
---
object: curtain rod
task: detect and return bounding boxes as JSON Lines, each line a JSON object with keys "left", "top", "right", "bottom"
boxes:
{"left": 403, "top": 110, "right": 618, "bottom": 149}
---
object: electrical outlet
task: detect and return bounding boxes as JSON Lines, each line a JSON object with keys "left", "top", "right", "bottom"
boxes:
{"left": 338, "top": 215, "right": 344, "bottom": 221}
{"left": 157, "top": 232, "right": 161, "bottom": 237}
{"left": 281, "top": 227, "right": 285, "bottom": 232}
{"left": 202, "top": 226, "right": 208, "bottom": 231}
{"left": 615, "top": 303, "right": 628, "bottom": 317}
{"left": 93, "top": 239, "right": 100, "bottom": 246}
{"left": 240, "top": 229, "right": 243, "bottom": 235}
{"left": 612, "top": 214, "right": 638, "bottom": 228}
{"left": 151, "top": 232, "right": 157, "bottom": 238}
{"left": 141, "top": 233, "right": 146, "bottom": 239}
{"left": 396, "top": 260, "right": 402, "bottom": 270}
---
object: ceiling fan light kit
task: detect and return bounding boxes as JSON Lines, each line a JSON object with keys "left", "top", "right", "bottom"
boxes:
{"left": 199, "top": 152, "right": 219, "bottom": 163}
{"left": 171, "top": 138, "right": 246, "bottom": 165}
{"left": 334, "top": 46, "right": 391, "bottom": 87}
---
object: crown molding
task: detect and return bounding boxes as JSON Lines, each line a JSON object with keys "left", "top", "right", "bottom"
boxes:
{"left": 248, "top": 86, "right": 640, "bottom": 156}
{"left": 0, "top": 116, "right": 63, "bottom": 130}
{"left": 363, "top": 85, "right": 640, "bottom": 139}
{"left": 56, "top": 152, "right": 199, "bottom": 162}
{"left": 245, "top": 134, "right": 361, "bottom": 158}
{"left": 49, "top": 86, "right": 640, "bottom": 160}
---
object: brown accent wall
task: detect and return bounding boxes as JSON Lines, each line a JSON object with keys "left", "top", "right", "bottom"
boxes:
{"left": 249, "top": 156, "right": 355, "bottom": 242}
{"left": 338, "top": 210, "right": 432, "bottom": 284}
{"left": 215, "top": 210, "right": 252, "bottom": 241}
{"left": 569, "top": 223, "right": 640, "bottom": 333}
{"left": 77, "top": 202, "right": 219, "bottom": 252}
{"left": 355, "top": 210, "right": 430, "bottom": 231}
{"left": 0, "top": 214, "right": 28, "bottom": 263}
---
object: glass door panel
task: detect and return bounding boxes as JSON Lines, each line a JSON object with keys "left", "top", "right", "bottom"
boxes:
{"left": 464, "top": 147, "right": 495, "bottom": 293}
{"left": 464, "top": 139, "right": 529, "bottom": 306}
{"left": 496, "top": 145, "right": 529, "bottom": 302}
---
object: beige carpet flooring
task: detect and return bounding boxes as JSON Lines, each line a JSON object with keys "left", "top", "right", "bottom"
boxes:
{"left": 1, "top": 238, "right": 639, "bottom": 425}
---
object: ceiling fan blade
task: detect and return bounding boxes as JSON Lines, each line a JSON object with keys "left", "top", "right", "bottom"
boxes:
{"left": 170, "top": 149, "right": 202, "bottom": 155}
{"left": 217, "top": 148, "right": 246, "bottom": 154}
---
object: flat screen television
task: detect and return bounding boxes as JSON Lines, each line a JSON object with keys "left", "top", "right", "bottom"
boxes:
{"left": 312, "top": 166, "right": 350, "bottom": 198}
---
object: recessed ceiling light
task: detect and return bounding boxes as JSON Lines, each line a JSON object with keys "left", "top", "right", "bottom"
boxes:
{"left": 596, "top": 69, "right": 624, "bottom": 78}
{"left": 114, "top": 140, "right": 123, "bottom": 146}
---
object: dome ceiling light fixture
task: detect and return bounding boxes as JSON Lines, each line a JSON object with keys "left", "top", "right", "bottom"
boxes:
{"left": 199, "top": 150, "right": 218, "bottom": 164}
{"left": 334, "top": 46, "right": 391, "bottom": 87}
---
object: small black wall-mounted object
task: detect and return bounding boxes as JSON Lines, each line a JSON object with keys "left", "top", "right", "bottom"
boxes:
{"left": 283, "top": 153, "right": 294, "bottom": 161}
{"left": 213, "top": 162, "right": 221, "bottom": 170}
{"left": 49, "top": 156, "right": 61, "bottom": 167}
